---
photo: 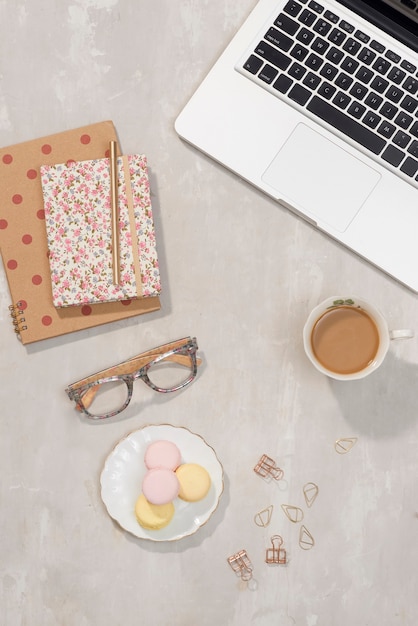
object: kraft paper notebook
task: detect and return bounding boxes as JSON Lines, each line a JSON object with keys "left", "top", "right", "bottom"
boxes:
{"left": 40, "top": 153, "right": 160, "bottom": 307}
{"left": 0, "top": 121, "right": 161, "bottom": 345}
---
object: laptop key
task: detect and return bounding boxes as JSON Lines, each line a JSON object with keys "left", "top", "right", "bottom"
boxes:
{"left": 380, "top": 102, "right": 398, "bottom": 120}
{"left": 265, "top": 28, "right": 293, "bottom": 52}
{"left": 299, "top": 9, "right": 316, "bottom": 26}
{"left": 255, "top": 42, "right": 292, "bottom": 70}
{"left": 364, "top": 92, "right": 383, "bottom": 110}
{"left": 274, "top": 13, "right": 299, "bottom": 36}
{"left": 333, "top": 91, "right": 351, "bottom": 109}
{"left": 290, "top": 43, "right": 309, "bottom": 60}
{"left": 370, "top": 76, "right": 389, "bottom": 94}
{"left": 386, "top": 86, "right": 404, "bottom": 103}
{"left": 347, "top": 101, "right": 366, "bottom": 119}
{"left": 305, "top": 52, "right": 324, "bottom": 70}
{"left": 306, "top": 96, "right": 386, "bottom": 154}
{"left": 400, "top": 95, "right": 418, "bottom": 113}
{"left": 297, "top": 27, "right": 315, "bottom": 45}
{"left": 259, "top": 64, "right": 279, "bottom": 84}
{"left": 394, "top": 112, "right": 413, "bottom": 129}
{"left": 288, "top": 62, "right": 306, "bottom": 79}
{"left": 288, "top": 83, "right": 312, "bottom": 105}
{"left": 326, "top": 46, "right": 344, "bottom": 64}
{"left": 403, "top": 76, "right": 418, "bottom": 95}
{"left": 387, "top": 67, "right": 406, "bottom": 84}
{"left": 244, "top": 55, "right": 264, "bottom": 75}
{"left": 324, "top": 10, "right": 339, "bottom": 23}
{"left": 363, "top": 111, "right": 381, "bottom": 129}
{"left": 408, "top": 140, "right": 418, "bottom": 159}
{"left": 410, "top": 122, "right": 418, "bottom": 138}
{"left": 283, "top": 1, "right": 303, "bottom": 17}
{"left": 400, "top": 156, "right": 418, "bottom": 177}
{"left": 308, "top": 1, "right": 324, "bottom": 12}
{"left": 393, "top": 131, "right": 411, "bottom": 149}
{"left": 303, "top": 71, "right": 321, "bottom": 89}
{"left": 358, "top": 47, "right": 376, "bottom": 65}
{"left": 377, "top": 121, "right": 396, "bottom": 138}
{"left": 318, "top": 81, "right": 336, "bottom": 99}
{"left": 273, "top": 74, "right": 294, "bottom": 94}
{"left": 340, "top": 57, "right": 359, "bottom": 74}
{"left": 313, "top": 19, "right": 332, "bottom": 36}
{"left": 381, "top": 145, "right": 405, "bottom": 167}
{"left": 328, "top": 28, "right": 346, "bottom": 45}
{"left": 343, "top": 37, "right": 361, "bottom": 55}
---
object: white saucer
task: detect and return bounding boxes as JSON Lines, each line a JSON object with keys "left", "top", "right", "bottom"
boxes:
{"left": 100, "top": 424, "right": 224, "bottom": 541}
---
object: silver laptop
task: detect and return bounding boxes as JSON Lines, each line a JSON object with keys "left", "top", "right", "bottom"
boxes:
{"left": 175, "top": 0, "right": 418, "bottom": 291}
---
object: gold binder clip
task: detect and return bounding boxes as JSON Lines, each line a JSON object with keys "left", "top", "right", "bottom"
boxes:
{"left": 254, "top": 454, "right": 284, "bottom": 481}
{"left": 227, "top": 550, "right": 253, "bottom": 581}
{"left": 265, "top": 535, "right": 287, "bottom": 564}
{"left": 335, "top": 437, "right": 358, "bottom": 454}
{"left": 254, "top": 505, "right": 274, "bottom": 527}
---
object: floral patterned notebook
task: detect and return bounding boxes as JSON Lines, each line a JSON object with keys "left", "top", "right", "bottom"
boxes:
{"left": 40, "top": 154, "right": 161, "bottom": 307}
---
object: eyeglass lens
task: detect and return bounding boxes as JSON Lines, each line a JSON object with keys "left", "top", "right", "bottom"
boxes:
{"left": 81, "top": 351, "right": 195, "bottom": 417}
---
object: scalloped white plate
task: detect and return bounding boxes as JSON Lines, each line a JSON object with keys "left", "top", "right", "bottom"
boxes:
{"left": 100, "top": 424, "right": 224, "bottom": 541}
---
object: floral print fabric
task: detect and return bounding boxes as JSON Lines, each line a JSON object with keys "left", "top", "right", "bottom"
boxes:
{"left": 41, "top": 154, "right": 160, "bottom": 307}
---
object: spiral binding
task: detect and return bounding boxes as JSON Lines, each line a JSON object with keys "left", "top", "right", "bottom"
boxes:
{"left": 9, "top": 302, "right": 28, "bottom": 337}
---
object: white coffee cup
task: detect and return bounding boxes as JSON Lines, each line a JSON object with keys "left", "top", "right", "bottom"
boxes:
{"left": 303, "top": 296, "right": 414, "bottom": 381}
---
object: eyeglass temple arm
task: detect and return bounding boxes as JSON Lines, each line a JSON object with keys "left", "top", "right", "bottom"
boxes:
{"left": 75, "top": 353, "right": 202, "bottom": 411}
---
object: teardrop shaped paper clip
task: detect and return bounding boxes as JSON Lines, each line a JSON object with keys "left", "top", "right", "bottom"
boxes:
{"left": 281, "top": 504, "right": 304, "bottom": 523}
{"left": 299, "top": 525, "right": 315, "bottom": 550}
{"left": 254, "top": 505, "right": 273, "bottom": 527}
{"left": 335, "top": 437, "right": 358, "bottom": 454}
{"left": 303, "top": 482, "right": 319, "bottom": 508}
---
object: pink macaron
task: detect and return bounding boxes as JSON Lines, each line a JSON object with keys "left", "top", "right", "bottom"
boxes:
{"left": 144, "top": 440, "right": 182, "bottom": 471}
{"left": 142, "top": 468, "right": 180, "bottom": 505}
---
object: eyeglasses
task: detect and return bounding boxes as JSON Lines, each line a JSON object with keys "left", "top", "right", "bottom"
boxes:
{"left": 65, "top": 337, "right": 201, "bottom": 420}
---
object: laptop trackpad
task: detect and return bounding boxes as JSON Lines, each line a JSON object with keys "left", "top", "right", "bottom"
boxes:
{"left": 262, "top": 123, "right": 381, "bottom": 232}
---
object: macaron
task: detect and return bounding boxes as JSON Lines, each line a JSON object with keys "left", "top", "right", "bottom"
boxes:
{"left": 142, "top": 467, "right": 180, "bottom": 505}
{"left": 144, "top": 440, "right": 182, "bottom": 471}
{"left": 135, "top": 493, "right": 174, "bottom": 530}
{"left": 176, "top": 463, "right": 211, "bottom": 502}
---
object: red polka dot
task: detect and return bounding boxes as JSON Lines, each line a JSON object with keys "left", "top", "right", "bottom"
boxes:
{"left": 12, "top": 194, "right": 23, "bottom": 204}
{"left": 22, "top": 234, "right": 32, "bottom": 244}
{"left": 2, "top": 154, "right": 13, "bottom": 164}
{"left": 32, "top": 275, "right": 42, "bottom": 285}
{"left": 41, "top": 144, "right": 52, "bottom": 155}
{"left": 18, "top": 300, "right": 27, "bottom": 310}
{"left": 42, "top": 315, "right": 53, "bottom": 326}
{"left": 81, "top": 305, "right": 92, "bottom": 316}
{"left": 121, "top": 299, "right": 132, "bottom": 306}
{"left": 80, "top": 134, "right": 91, "bottom": 145}
{"left": 66, "top": 159, "right": 76, "bottom": 167}
{"left": 0, "top": 219, "right": 8, "bottom": 229}
{"left": 26, "top": 169, "right": 37, "bottom": 179}
{"left": 7, "top": 259, "right": 17, "bottom": 270}
{"left": 37, "top": 209, "right": 45, "bottom": 220}
{"left": 104, "top": 149, "right": 110, "bottom": 158}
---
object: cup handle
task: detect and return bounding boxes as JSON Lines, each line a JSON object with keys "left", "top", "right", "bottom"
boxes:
{"left": 389, "top": 329, "right": 414, "bottom": 340}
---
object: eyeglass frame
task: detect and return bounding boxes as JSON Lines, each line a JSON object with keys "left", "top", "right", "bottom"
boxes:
{"left": 65, "top": 336, "right": 200, "bottom": 420}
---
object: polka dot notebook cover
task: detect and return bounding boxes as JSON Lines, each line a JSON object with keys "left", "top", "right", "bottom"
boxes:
{"left": 40, "top": 153, "right": 161, "bottom": 307}
{"left": 0, "top": 121, "right": 161, "bottom": 345}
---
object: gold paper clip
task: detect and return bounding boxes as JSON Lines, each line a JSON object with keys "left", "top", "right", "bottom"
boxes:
{"left": 335, "top": 438, "right": 358, "bottom": 454}
{"left": 254, "top": 505, "right": 274, "bottom": 527}
{"left": 265, "top": 535, "right": 287, "bottom": 564}
{"left": 281, "top": 504, "right": 304, "bottom": 523}
{"left": 227, "top": 550, "right": 253, "bottom": 581}
{"left": 303, "top": 482, "right": 319, "bottom": 508}
{"left": 299, "top": 525, "right": 315, "bottom": 550}
{"left": 254, "top": 454, "right": 284, "bottom": 481}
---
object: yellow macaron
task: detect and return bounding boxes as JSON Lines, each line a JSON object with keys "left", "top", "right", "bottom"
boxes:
{"left": 134, "top": 493, "right": 175, "bottom": 530}
{"left": 175, "top": 463, "right": 211, "bottom": 502}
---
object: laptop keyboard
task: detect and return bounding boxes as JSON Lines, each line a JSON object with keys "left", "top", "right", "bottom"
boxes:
{"left": 240, "top": 0, "right": 418, "bottom": 186}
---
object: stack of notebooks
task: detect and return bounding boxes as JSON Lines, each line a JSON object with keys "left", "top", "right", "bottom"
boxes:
{"left": 0, "top": 121, "right": 161, "bottom": 345}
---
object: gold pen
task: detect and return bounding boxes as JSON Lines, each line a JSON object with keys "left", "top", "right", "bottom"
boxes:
{"left": 109, "top": 140, "right": 120, "bottom": 284}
